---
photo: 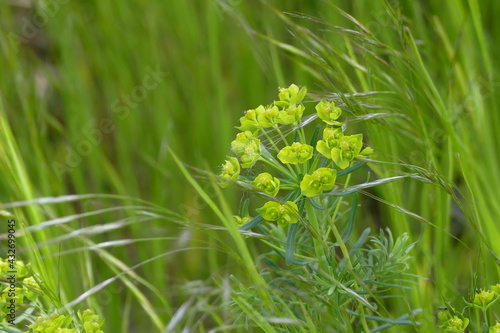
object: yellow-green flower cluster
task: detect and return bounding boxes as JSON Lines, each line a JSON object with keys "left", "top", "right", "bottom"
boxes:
{"left": 277, "top": 142, "right": 313, "bottom": 165}
{"left": 26, "top": 313, "right": 75, "bottom": 333}
{"left": 316, "top": 99, "right": 342, "bottom": 126}
{"left": 257, "top": 201, "right": 299, "bottom": 227}
{"left": 300, "top": 168, "right": 337, "bottom": 197}
{"left": 218, "top": 83, "right": 374, "bottom": 229}
{"left": 230, "top": 131, "right": 261, "bottom": 168}
{"left": 79, "top": 309, "right": 105, "bottom": 333}
{"left": 468, "top": 289, "right": 498, "bottom": 310}
{"left": 238, "top": 84, "right": 307, "bottom": 131}
{"left": 218, "top": 157, "right": 240, "bottom": 187}
{"left": 253, "top": 173, "right": 280, "bottom": 197}
{"left": 316, "top": 128, "right": 365, "bottom": 169}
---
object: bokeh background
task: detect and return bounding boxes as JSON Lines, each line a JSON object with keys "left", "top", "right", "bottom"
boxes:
{"left": 2, "top": 0, "right": 500, "bottom": 331}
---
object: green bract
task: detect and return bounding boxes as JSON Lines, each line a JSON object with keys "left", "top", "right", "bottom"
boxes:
{"left": 231, "top": 131, "right": 257, "bottom": 156}
{"left": 237, "top": 106, "right": 262, "bottom": 131}
{"left": 316, "top": 99, "right": 342, "bottom": 125}
{"left": 257, "top": 201, "right": 299, "bottom": 227}
{"left": 253, "top": 173, "right": 280, "bottom": 196}
{"left": 300, "top": 168, "right": 337, "bottom": 197}
{"left": 277, "top": 142, "right": 313, "bottom": 165}
{"left": 331, "top": 134, "right": 363, "bottom": 169}
{"left": 440, "top": 314, "right": 469, "bottom": 332}
{"left": 490, "top": 322, "right": 500, "bottom": 333}
{"left": 275, "top": 84, "right": 307, "bottom": 108}
{"left": 27, "top": 313, "right": 75, "bottom": 333}
{"left": 316, "top": 128, "right": 344, "bottom": 159}
{"left": 218, "top": 157, "right": 240, "bottom": 187}
{"left": 257, "top": 105, "right": 280, "bottom": 128}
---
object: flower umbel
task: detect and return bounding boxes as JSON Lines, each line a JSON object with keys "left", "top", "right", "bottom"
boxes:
{"left": 275, "top": 84, "right": 307, "bottom": 108}
{"left": 218, "top": 157, "right": 240, "bottom": 187}
{"left": 277, "top": 142, "right": 313, "bottom": 165}
{"left": 316, "top": 99, "right": 342, "bottom": 126}
{"left": 470, "top": 289, "right": 497, "bottom": 309}
{"left": 316, "top": 128, "right": 344, "bottom": 159}
{"left": 230, "top": 131, "right": 261, "bottom": 168}
{"left": 257, "top": 201, "right": 299, "bottom": 227}
{"left": 331, "top": 134, "right": 363, "bottom": 169}
{"left": 253, "top": 173, "right": 280, "bottom": 197}
{"left": 300, "top": 168, "right": 337, "bottom": 197}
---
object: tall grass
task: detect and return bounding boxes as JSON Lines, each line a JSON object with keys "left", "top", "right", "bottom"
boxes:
{"left": 0, "top": 0, "right": 499, "bottom": 332}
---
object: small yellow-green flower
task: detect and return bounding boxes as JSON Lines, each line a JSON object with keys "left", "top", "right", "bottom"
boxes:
{"left": 300, "top": 168, "right": 337, "bottom": 197}
{"left": 23, "top": 276, "right": 42, "bottom": 302}
{"left": 440, "top": 314, "right": 469, "bottom": 332}
{"left": 253, "top": 173, "right": 280, "bottom": 196}
{"left": 233, "top": 215, "right": 251, "bottom": 226}
{"left": 490, "top": 283, "right": 500, "bottom": 295}
{"left": 471, "top": 289, "right": 497, "bottom": 309}
{"left": 237, "top": 107, "right": 262, "bottom": 131}
{"left": 256, "top": 105, "right": 280, "bottom": 128}
{"left": 218, "top": 157, "right": 240, "bottom": 187}
{"left": 277, "top": 142, "right": 313, "bottom": 165}
{"left": 331, "top": 134, "right": 363, "bottom": 169}
{"left": 277, "top": 104, "right": 305, "bottom": 125}
{"left": 240, "top": 143, "right": 261, "bottom": 168}
{"left": 275, "top": 84, "right": 307, "bottom": 108}
{"left": 28, "top": 313, "right": 75, "bottom": 333}
{"left": 316, "top": 99, "right": 342, "bottom": 125}
{"left": 257, "top": 201, "right": 299, "bottom": 227}
{"left": 231, "top": 131, "right": 257, "bottom": 156}
{"left": 316, "top": 128, "right": 344, "bottom": 159}
{"left": 230, "top": 131, "right": 261, "bottom": 168}
{"left": 78, "top": 309, "right": 105, "bottom": 333}
{"left": 490, "top": 322, "right": 500, "bottom": 333}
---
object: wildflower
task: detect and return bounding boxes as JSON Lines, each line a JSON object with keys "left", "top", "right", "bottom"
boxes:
{"left": 257, "top": 201, "right": 299, "bottom": 227}
{"left": 233, "top": 216, "right": 251, "bottom": 226}
{"left": 277, "top": 104, "right": 305, "bottom": 125}
{"left": 237, "top": 106, "right": 262, "bottom": 131}
{"left": 470, "top": 289, "right": 497, "bottom": 309}
{"left": 218, "top": 157, "right": 240, "bottom": 187}
{"left": 231, "top": 131, "right": 257, "bottom": 156}
{"left": 316, "top": 128, "right": 344, "bottom": 159}
{"left": 252, "top": 173, "right": 280, "bottom": 196}
{"left": 440, "top": 314, "right": 469, "bottom": 332}
{"left": 277, "top": 142, "right": 313, "bottom": 165}
{"left": 316, "top": 99, "right": 342, "bottom": 126}
{"left": 230, "top": 131, "right": 261, "bottom": 168}
{"left": 275, "top": 84, "right": 307, "bottom": 108}
{"left": 27, "top": 313, "right": 75, "bottom": 333}
{"left": 78, "top": 309, "right": 105, "bottom": 333}
{"left": 360, "top": 146, "right": 374, "bottom": 156}
{"left": 331, "top": 134, "right": 363, "bottom": 169}
{"left": 256, "top": 105, "right": 280, "bottom": 128}
{"left": 300, "top": 168, "right": 337, "bottom": 197}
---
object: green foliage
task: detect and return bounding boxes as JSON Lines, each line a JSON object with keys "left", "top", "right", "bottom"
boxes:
{"left": 1, "top": 0, "right": 499, "bottom": 331}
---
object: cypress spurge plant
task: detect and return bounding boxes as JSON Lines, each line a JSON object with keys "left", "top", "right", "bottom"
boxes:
{"left": 437, "top": 284, "right": 500, "bottom": 332}
{"left": 0, "top": 258, "right": 105, "bottom": 333}
{"left": 216, "top": 84, "right": 420, "bottom": 331}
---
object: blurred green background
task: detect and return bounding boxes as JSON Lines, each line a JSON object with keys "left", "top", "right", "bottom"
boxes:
{"left": 1, "top": 0, "right": 500, "bottom": 331}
